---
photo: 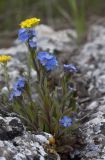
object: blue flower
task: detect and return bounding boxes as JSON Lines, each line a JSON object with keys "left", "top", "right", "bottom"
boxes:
{"left": 9, "top": 77, "right": 26, "bottom": 101}
{"left": 9, "top": 89, "right": 22, "bottom": 101}
{"left": 18, "top": 28, "right": 36, "bottom": 42}
{"left": 44, "top": 57, "right": 58, "bottom": 71}
{"left": 59, "top": 116, "right": 72, "bottom": 127}
{"left": 37, "top": 51, "right": 58, "bottom": 71}
{"left": 13, "top": 77, "right": 25, "bottom": 90}
{"left": 64, "top": 64, "right": 78, "bottom": 73}
{"left": 37, "top": 52, "right": 53, "bottom": 64}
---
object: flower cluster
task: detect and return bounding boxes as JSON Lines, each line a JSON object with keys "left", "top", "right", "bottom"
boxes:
{"left": 0, "top": 55, "right": 12, "bottom": 63}
{"left": 20, "top": 17, "right": 40, "bottom": 28}
{"left": 2, "top": 17, "right": 79, "bottom": 155}
{"left": 9, "top": 77, "right": 25, "bottom": 101}
{"left": 17, "top": 18, "right": 78, "bottom": 131}
{"left": 18, "top": 17, "right": 40, "bottom": 49}
{"left": 37, "top": 51, "right": 58, "bottom": 71}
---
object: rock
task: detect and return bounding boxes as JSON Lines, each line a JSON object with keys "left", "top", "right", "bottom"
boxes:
{"left": 36, "top": 24, "right": 77, "bottom": 52}
{"left": 74, "top": 24, "right": 105, "bottom": 160}
{"left": 0, "top": 112, "right": 59, "bottom": 160}
{"left": 0, "top": 114, "right": 24, "bottom": 140}
{"left": 86, "top": 101, "right": 98, "bottom": 110}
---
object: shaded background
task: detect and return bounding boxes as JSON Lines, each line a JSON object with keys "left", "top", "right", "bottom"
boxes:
{"left": 0, "top": 0, "right": 105, "bottom": 47}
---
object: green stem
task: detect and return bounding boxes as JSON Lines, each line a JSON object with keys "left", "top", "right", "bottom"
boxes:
{"left": 30, "top": 50, "right": 40, "bottom": 81}
{"left": 26, "top": 43, "right": 40, "bottom": 81}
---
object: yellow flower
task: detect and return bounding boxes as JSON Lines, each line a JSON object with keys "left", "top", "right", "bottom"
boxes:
{"left": 0, "top": 55, "right": 12, "bottom": 63}
{"left": 20, "top": 17, "right": 40, "bottom": 28}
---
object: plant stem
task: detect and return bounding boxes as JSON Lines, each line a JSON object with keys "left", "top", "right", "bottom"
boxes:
{"left": 3, "top": 63, "right": 10, "bottom": 93}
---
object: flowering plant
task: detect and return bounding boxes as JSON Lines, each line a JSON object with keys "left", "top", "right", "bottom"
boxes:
{"left": 2, "top": 18, "right": 80, "bottom": 156}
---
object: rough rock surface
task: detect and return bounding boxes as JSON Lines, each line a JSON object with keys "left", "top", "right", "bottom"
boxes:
{"left": 1, "top": 24, "right": 105, "bottom": 159}
{"left": 0, "top": 111, "right": 59, "bottom": 160}
{"left": 0, "top": 114, "right": 24, "bottom": 140}
{"left": 73, "top": 25, "right": 105, "bottom": 160}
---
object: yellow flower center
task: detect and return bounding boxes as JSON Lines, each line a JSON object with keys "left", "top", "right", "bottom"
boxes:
{"left": 20, "top": 17, "right": 40, "bottom": 28}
